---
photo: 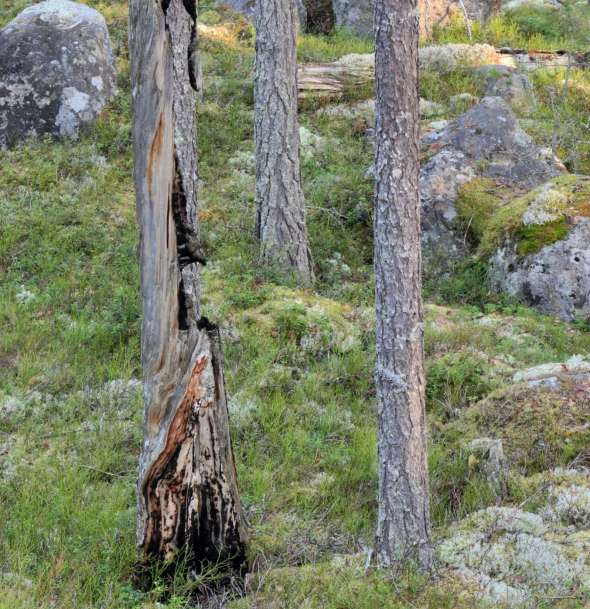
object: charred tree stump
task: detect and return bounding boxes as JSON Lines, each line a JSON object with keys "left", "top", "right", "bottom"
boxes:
{"left": 129, "top": 0, "right": 247, "bottom": 571}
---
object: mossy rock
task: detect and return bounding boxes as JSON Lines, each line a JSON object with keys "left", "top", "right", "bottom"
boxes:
{"left": 456, "top": 383, "right": 590, "bottom": 474}
{"left": 457, "top": 175, "right": 590, "bottom": 259}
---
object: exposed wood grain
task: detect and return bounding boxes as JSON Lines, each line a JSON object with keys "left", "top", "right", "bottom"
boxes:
{"left": 129, "top": 0, "right": 246, "bottom": 570}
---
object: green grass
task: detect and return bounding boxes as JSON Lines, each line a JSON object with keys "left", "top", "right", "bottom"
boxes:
{"left": 429, "top": 8, "right": 588, "bottom": 51}
{"left": 1, "top": 3, "right": 590, "bottom": 609}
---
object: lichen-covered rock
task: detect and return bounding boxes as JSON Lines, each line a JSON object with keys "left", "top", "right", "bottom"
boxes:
{"left": 439, "top": 494, "right": 590, "bottom": 606}
{"left": 486, "top": 176, "right": 590, "bottom": 321}
{"left": 318, "top": 97, "right": 445, "bottom": 125}
{"left": 420, "top": 149, "right": 477, "bottom": 260}
{"left": 475, "top": 64, "right": 535, "bottom": 110}
{"left": 0, "top": 0, "right": 116, "bottom": 147}
{"left": 426, "top": 97, "right": 561, "bottom": 187}
{"left": 317, "top": 99, "right": 375, "bottom": 123}
{"left": 513, "top": 355, "right": 590, "bottom": 388}
{"left": 490, "top": 223, "right": 590, "bottom": 321}
{"left": 420, "top": 97, "right": 563, "bottom": 268}
{"left": 466, "top": 438, "right": 506, "bottom": 488}
{"left": 420, "top": 44, "right": 504, "bottom": 72}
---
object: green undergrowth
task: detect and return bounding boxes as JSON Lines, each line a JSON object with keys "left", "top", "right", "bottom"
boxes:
{"left": 1, "top": 3, "right": 590, "bottom": 609}
{"left": 430, "top": 5, "right": 590, "bottom": 51}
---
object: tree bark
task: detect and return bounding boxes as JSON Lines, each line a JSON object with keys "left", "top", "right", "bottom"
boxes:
{"left": 373, "top": 0, "right": 433, "bottom": 571}
{"left": 129, "top": 0, "right": 247, "bottom": 569}
{"left": 255, "top": 0, "right": 314, "bottom": 284}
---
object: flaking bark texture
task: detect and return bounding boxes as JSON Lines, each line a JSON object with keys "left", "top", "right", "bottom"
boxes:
{"left": 255, "top": 0, "right": 314, "bottom": 284}
{"left": 373, "top": 0, "right": 433, "bottom": 570}
{"left": 129, "top": 0, "right": 246, "bottom": 569}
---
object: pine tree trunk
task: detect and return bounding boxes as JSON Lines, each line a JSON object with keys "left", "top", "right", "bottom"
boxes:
{"left": 129, "top": 0, "right": 247, "bottom": 569}
{"left": 255, "top": 0, "right": 314, "bottom": 284}
{"left": 373, "top": 0, "right": 433, "bottom": 571}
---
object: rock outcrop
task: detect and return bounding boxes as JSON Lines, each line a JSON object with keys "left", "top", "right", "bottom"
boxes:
{"left": 439, "top": 471, "right": 590, "bottom": 606}
{"left": 475, "top": 64, "right": 535, "bottom": 109}
{"left": 0, "top": 0, "right": 116, "bottom": 148}
{"left": 420, "top": 96, "right": 563, "bottom": 266}
{"left": 453, "top": 175, "right": 590, "bottom": 321}
{"left": 513, "top": 355, "right": 590, "bottom": 388}
{"left": 489, "top": 205, "right": 590, "bottom": 321}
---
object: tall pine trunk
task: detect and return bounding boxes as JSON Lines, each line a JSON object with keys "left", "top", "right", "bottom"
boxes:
{"left": 255, "top": 0, "right": 314, "bottom": 284}
{"left": 129, "top": 0, "right": 247, "bottom": 569}
{"left": 373, "top": 0, "right": 433, "bottom": 570}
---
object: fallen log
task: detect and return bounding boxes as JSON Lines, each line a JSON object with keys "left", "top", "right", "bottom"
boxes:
{"left": 298, "top": 45, "right": 589, "bottom": 99}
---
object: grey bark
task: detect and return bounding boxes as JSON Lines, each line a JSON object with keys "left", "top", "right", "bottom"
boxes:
{"left": 129, "top": 0, "right": 247, "bottom": 568}
{"left": 255, "top": 0, "right": 314, "bottom": 284}
{"left": 373, "top": 0, "right": 433, "bottom": 570}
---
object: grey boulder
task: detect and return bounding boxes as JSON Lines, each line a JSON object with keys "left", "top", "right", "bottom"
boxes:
{"left": 475, "top": 64, "right": 535, "bottom": 110}
{"left": 490, "top": 219, "right": 590, "bottom": 321}
{"left": 420, "top": 96, "right": 563, "bottom": 267}
{"left": 0, "top": 0, "right": 116, "bottom": 148}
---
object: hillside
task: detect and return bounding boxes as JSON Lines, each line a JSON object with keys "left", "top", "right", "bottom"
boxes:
{"left": 1, "top": 1, "right": 590, "bottom": 608}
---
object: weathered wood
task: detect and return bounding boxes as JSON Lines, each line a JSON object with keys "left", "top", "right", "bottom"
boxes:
{"left": 255, "top": 0, "right": 314, "bottom": 284}
{"left": 129, "top": 0, "right": 246, "bottom": 569}
{"left": 374, "top": 0, "right": 433, "bottom": 570}
{"left": 298, "top": 58, "right": 374, "bottom": 99}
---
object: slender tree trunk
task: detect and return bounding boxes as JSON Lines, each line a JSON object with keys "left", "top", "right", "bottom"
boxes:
{"left": 373, "top": 0, "right": 433, "bottom": 571}
{"left": 255, "top": 0, "right": 314, "bottom": 284}
{"left": 129, "top": 0, "right": 247, "bottom": 569}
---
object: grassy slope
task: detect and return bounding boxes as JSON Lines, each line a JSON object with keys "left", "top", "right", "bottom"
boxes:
{"left": 1, "top": 2, "right": 590, "bottom": 608}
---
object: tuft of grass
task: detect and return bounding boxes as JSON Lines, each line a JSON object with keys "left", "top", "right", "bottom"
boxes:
{"left": 426, "top": 351, "right": 496, "bottom": 413}
{"left": 297, "top": 29, "right": 373, "bottom": 63}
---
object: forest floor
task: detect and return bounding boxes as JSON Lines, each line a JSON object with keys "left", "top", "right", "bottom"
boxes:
{"left": 1, "top": 1, "right": 590, "bottom": 608}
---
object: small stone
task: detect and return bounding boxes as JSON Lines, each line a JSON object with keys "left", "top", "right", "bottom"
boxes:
{"left": 466, "top": 437, "right": 506, "bottom": 486}
{"left": 15, "top": 286, "right": 35, "bottom": 304}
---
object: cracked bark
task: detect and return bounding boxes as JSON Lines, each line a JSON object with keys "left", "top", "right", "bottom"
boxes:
{"left": 374, "top": 0, "right": 433, "bottom": 571}
{"left": 129, "top": 0, "right": 247, "bottom": 569}
{"left": 255, "top": 0, "right": 314, "bottom": 284}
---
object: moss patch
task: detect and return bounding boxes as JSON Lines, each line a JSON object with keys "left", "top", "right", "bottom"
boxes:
{"left": 514, "top": 218, "right": 570, "bottom": 256}
{"left": 459, "top": 175, "right": 590, "bottom": 259}
{"left": 456, "top": 178, "right": 509, "bottom": 246}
